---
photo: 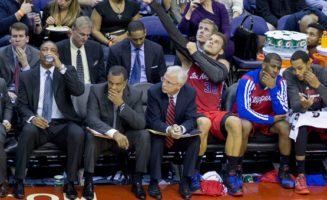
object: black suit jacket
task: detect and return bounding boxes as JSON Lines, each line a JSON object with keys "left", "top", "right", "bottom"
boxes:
{"left": 56, "top": 39, "right": 106, "bottom": 84}
{"left": 145, "top": 82, "right": 197, "bottom": 133}
{"left": 16, "top": 64, "right": 85, "bottom": 124}
{"left": 0, "top": 78, "right": 12, "bottom": 122}
{"left": 86, "top": 83, "right": 145, "bottom": 134}
{"left": 0, "top": 44, "right": 39, "bottom": 88}
{"left": 107, "top": 39, "right": 166, "bottom": 84}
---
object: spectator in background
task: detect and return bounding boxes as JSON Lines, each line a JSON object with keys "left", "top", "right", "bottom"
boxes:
{"left": 256, "top": 0, "right": 306, "bottom": 30}
{"left": 284, "top": 7, "right": 327, "bottom": 33}
{"left": 0, "top": 22, "right": 39, "bottom": 102}
{"left": 306, "top": 23, "right": 324, "bottom": 64}
{"left": 305, "top": 0, "right": 327, "bottom": 15}
{"left": 42, "top": 0, "right": 83, "bottom": 42}
{"left": 0, "top": 0, "right": 43, "bottom": 47}
{"left": 57, "top": 16, "right": 106, "bottom": 84}
{"left": 91, "top": 0, "right": 141, "bottom": 46}
{"left": 217, "top": 0, "right": 245, "bottom": 21}
{"left": 163, "top": 0, "right": 189, "bottom": 24}
{"left": 178, "top": 0, "right": 234, "bottom": 60}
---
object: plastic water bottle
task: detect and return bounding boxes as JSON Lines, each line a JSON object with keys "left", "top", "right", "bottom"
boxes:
{"left": 321, "top": 31, "right": 327, "bottom": 48}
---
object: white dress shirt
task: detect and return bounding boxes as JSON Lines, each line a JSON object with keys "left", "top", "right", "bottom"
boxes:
{"left": 70, "top": 39, "right": 91, "bottom": 84}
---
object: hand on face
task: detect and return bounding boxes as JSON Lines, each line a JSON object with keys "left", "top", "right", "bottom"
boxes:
{"left": 15, "top": 47, "right": 28, "bottom": 67}
{"left": 108, "top": 89, "right": 124, "bottom": 106}
{"left": 304, "top": 71, "right": 320, "bottom": 89}
{"left": 261, "top": 71, "right": 276, "bottom": 89}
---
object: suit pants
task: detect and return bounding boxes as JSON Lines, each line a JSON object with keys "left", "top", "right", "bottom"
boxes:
{"left": 150, "top": 134, "right": 200, "bottom": 180}
{"left": 0, "top": 125, "right": 6, "bottom": 184}
{"left": 15, "top": 120, "right": 85, "bottom": 182}
{"left": 84, "top": 129, "right": 150, "bottom": 174}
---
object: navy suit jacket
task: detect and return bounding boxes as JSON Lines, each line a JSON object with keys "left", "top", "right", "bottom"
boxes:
{"left": 107, "top": 39, "right": 166, "bottom": 84}
{"left": 56, "top": 39, "right": 106, "bottom": 84}
{"left": 146, "top": 82, "right": 197, "bottom": 133}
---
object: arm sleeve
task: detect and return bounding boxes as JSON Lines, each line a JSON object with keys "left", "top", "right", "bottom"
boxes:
{"left": 268, "top": 78, "right": 288, "bottom": 114}
{"left": 256, "top": 0, "right": 278, "bottom": 27}
{"left": 16, "top": 75, "right": 35, "bottom": 123}
{"left": 191, "top": 51, "right": 228, "bottom": 83}
{"left": 1, "top": 79, "right": 12, "bottom": 122}
{"left": 316, "top": 67, "right": 327, "bottom": 105}
{"left": 236, "top": 78, "right": 274, "bottom": 124}
{"left": 95, "top": 44, "right": 106, "bottom": 83}
{"left": 62, "top": 65, "right": 85, "bottom": 96}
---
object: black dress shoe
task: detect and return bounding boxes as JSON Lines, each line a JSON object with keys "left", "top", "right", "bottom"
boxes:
{"left": 180, "top": 182, "right": 192, "bottom": 199}
{"left": 12, "top": 180, "right": 25, "bottom": 199}
{"left": 148, "top": 182, "right": 162, "bottom": 199}
{"left": 132, "top": 182, "right": 146, "bottom": 199}
{"left": 0, "top": 180, "right": 9, "bottom": 198}
{"left": 83, "top": 181, "right": 94, "bottom": 200}
{"left": 64, "top": 182, "right": 78, "bottom": 199}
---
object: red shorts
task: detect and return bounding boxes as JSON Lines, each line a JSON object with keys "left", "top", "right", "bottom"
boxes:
{"left": 309, "top": 127, "right": 327, "bottom": 140}
{"left": 250, "top": 122, "right": 274, "bottom": 137}
{"left": 201, "top": 111, "right": 231, "bottom": 140}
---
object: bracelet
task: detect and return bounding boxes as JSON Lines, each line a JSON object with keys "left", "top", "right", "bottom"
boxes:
{"left": 18, "top": 10, "right": 24, "bottom": 17}
{"left": 185, "top": 15, "right": 191, "bottom": 21}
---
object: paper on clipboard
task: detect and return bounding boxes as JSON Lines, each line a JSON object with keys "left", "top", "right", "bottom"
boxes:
{"left": 146, "top": 129, "right": 201, "bottom": 138}
{"left": 86, "top": 127, "right": 113, "bottom": 140}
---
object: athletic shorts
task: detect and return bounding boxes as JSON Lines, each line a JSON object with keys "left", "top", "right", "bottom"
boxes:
{"left": 200, "top": 111, "right": 234, "bottom": 140}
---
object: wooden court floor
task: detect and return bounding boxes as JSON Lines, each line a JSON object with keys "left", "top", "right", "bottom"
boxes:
{"left": 2, "top": 183, "right": 327, "bottom": 200}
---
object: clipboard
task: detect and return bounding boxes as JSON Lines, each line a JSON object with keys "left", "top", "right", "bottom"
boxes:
{"left": 86, "top": 127, "right": 114, "bottom": 140}
{"left": 146, "top": 129, "right": 201, "bottom": 138}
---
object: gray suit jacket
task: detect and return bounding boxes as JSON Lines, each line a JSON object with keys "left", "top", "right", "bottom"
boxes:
{"left": 86, "top": 83, "right": 145, "bottom": 134}
{"left": 0, "top": 44, "right": 39, "bottom": 88}
{"left": 0, "top": 78, "right": 12, "bottom": 123}
{"left": 107, "top": 39, "right": 166, "bottom": 84}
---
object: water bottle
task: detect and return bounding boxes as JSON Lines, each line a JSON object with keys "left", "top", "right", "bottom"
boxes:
{"left": 321, "top": 31, "right": 327, "bottom": 48}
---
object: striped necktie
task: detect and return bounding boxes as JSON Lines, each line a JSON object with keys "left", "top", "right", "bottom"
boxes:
{"left": 165, "top": 96, "right": 175, "bottom": 148}
{"left": 76, "top": 49, "right": 84, "bottom": 83}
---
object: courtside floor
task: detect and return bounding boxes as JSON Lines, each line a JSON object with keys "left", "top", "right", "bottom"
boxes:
{"left": 1, "top": 183, "right": 327, "bottom": 200}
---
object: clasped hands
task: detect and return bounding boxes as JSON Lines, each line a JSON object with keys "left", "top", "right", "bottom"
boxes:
{"left": 168, "top": 124, "right": 183, "bottom": 139}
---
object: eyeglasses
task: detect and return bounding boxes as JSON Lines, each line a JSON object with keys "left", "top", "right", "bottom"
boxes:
{"left": 161, "top": 77, "right": 178, "bottom": 86}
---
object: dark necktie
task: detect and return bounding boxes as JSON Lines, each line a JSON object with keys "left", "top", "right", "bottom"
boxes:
{"left": 14, "top": 62, "right": 21, "bottom": 94}
{"left": 129, "top": 48, "right": 141, "bottom": 85}
{"left": 76, "top": 50, "right": 84, "bottom": 83}
{"left": 165, "top": 96, "right": 175, "bottom": 148}
{"left": 42, "top": 70, "right": 53, "bottom": 122}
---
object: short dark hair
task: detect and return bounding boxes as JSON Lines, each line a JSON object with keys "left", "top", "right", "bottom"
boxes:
{"left": 127, "top": 21, "right": 145, "bottom": 34}
{"left": 211, "top": 31, "right": 227, "bottom": 49}
{"left": 9, "top": 22, "right": 29, "bottom": 36}
{"left": 290, "top": 50, "right": 309, "bottom": 63}
{"left": 263, "top": 53, "right": 282, "bottom": 63}
{"left": 307, "top": 23, "right": 324, "bottom": 36}
{"left": 108, "top": 66, "right": 128, "bottom": 80}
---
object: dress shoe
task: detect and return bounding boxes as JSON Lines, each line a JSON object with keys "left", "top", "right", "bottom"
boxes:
{"left": 148, "top": 182, "right": 162, "bottom": 199}
{"left": 0, "top": 180, "right": 9, "bottom": 198}
{"left": 12, "top": 180, "right": 25, "bottom": 199}
{"left": 132, "top": 182, "right": 146, "bottom": 199}
{"left": 82, "top": 181, "right": 94, "bottom": 200}
{"left": 64, "top": 182, "right": 77, "bottom": 199}
{"left": 180, "top": 181, "right": 192, "bottom": 199}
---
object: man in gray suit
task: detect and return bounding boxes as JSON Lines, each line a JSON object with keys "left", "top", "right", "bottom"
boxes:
{"left": 83, "top": 66, "right": 150, "bottom": 200}
{"left": 0, "top": 78, "right": 13, "bottom": 198}
{"left": 0, "top": 22, "right": 39, "bottom": 101}
{"left": 107, "top": 21, "right": 166, "bottom": 84}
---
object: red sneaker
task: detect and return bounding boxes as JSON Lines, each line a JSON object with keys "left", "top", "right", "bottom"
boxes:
{"left": 295, "top": 174, "right": 310, "bottom": 195}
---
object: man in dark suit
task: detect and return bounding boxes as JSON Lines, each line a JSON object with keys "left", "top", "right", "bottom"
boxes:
{"left": 57, "top": 16, "right": 106, "bottom": 84}
{"left": 107, "top": 20, "right": 166, "bottom": 84}
{"left": 83, "top": 66, "right": 150, "bottom": 200}
{"left": 0, "top": 22, "right": 39, "bottom": 101}
{"left": 13, "top": 41, "right": 85, "bottom": 199}
{"left": 146, "top": 66, "right": 200, "bottom": 199}
{"left": 0, "top": 78, "right": 13, "bottom": 198}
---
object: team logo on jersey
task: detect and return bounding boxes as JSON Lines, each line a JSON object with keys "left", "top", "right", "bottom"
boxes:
{"left": 251, "top": 95, "right": 271, "bottom": 104}
{"left": 189, "top": 72, "right": 209, "bottom": 80}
